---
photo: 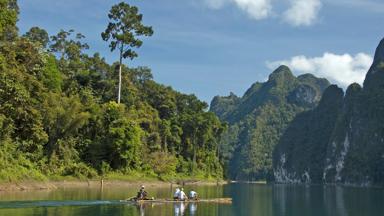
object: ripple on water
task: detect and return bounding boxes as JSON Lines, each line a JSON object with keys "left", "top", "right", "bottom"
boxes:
{"left": 0, "top": 200, "right": 122, "bottom": 209}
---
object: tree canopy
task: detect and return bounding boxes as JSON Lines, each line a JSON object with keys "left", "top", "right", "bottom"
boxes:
{"left": 0, "top": 0, "right": 224, "bottom": 181}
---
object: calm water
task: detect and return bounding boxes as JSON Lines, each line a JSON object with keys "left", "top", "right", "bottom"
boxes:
{"left": 0, "top": 183, "right": 383, "bottom": 216}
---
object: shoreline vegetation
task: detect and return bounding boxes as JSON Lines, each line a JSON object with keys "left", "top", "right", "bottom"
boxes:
{"left": 0, "top": 178, "right": 228, "bottom": 192}
{"left": 4, "top": 179, "right": 381, "bottom": 192}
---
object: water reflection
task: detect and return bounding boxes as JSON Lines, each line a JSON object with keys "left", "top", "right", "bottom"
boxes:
{"left": 132, "top": 202, "right": 201, "bottom": 216}
{"left": 137, "top": 203, "right": 145, "bottom": 216}
{"left": 174, "top": 202, "right": 186, "bottom": 216}
{"left": 271, "top": 184, "right": 384, "bottom": 216}
{"left": 190, "top": 203, "right": 197, "bottom": 215}
{"left": 1, "top": 184, "right": 384, "bottom": 216}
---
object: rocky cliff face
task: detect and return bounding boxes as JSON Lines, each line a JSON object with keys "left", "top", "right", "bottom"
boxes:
{"left": 210, "top": 66, "right": 330, "bottom": 180}
{"left": 273, "top": 85, "right": 344, "bottom": 183}
{"left": 363, "top": 38, "right": 384, "bottom": 90}
{"left": 274, "top": 38, "right": 384, "bottom": 186}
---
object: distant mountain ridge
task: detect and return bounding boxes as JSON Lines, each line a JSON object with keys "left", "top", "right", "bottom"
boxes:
{"left": 210, "top": 66, "right": 330, "bottom": 180}
{"left": 274, "top": 38, "right": 384, "bottom": 186}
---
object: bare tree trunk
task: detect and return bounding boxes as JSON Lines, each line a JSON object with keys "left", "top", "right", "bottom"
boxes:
{"left": 118, "top": 43, "right": 123, "bottom": 104}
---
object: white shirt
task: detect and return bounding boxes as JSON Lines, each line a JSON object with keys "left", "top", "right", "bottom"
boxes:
{"left": 189, "top": 191, "right": 197, "bottom": 198}
{"left": 178, "top": 190, "right": 187, "bottom": 200}
{"left": 174, "top": 189, "right": 180, "bottom": 198}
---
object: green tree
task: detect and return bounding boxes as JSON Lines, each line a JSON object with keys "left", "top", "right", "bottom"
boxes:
{"left": 148, "top": 151, "right": 177, "bottom": 179}
{"left": 42, "top": 93, "right": 90, "bottom": 159}
{"left": 24, "top": 26, "right": 49, "bottom": 47}
{"left": 99, "top": 102, "right": 143, "bottom": 170}
{"left": 40, "top": 55, "right": 62, "bottom": 91}
{"left": 101, "top": 2, "right": 153, "bottom": 104}
{"left": 49, "top": 29, "right": 90, "bottom": 94}
{"left": 0, "top": 38, "right": 48, "bottom": 154}
{"left": 50, "top": 29, "right": 89, "bottom": 61}
{"left": 0, "top": 0, "right": 19, "bottom": 41}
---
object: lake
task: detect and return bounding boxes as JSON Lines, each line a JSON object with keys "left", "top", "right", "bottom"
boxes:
{"left": 0, "top": 183, "right": 383, "bottom": 216}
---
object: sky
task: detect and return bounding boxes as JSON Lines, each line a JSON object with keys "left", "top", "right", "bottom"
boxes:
{"left": 17, "top": 0, "right": 384, "bottom": 102}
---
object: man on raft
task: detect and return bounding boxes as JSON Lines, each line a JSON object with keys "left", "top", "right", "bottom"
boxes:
{"left": 189, "top": 189, "right": 198, "bottom": 200}
{"left": 135, "top": 185, "right": 151, "bottom": 200}
{"left": 174, "top": 188, "right": 198, "bottom": 201}
{"left": 173, "top": 188, "right": 188, "bottom": 201}
{"left": 173, "top": 188, "right": 181, "bottom": 200}
{"left": 179, "top": 188, "right": 187, "bottom": 200}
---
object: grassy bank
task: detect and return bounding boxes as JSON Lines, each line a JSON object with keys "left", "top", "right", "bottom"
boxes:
{"left": 0, "top": 179, "right": 227, "bottom": 192}
{"left": 0, "top": 171, "right": 226, "bottom": 192}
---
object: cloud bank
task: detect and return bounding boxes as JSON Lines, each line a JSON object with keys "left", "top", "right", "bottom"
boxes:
{"left": 267, "top": 53, "right": 373, "bottom": 87}
{"left": 202, "top": 0, "right": 322, "bottom": 26}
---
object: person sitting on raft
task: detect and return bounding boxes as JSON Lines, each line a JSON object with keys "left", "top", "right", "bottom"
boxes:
{"left": 136, "top": 185, "right": 148, "bottom": 200}
{"left": 174, "top": 188, "right": 181, "bottom": 200}
{"left": 189, "top": 189, "right": 198, "bottom": 200}
{"left": 178, "top": 188, "right": 188, "bottom": 201}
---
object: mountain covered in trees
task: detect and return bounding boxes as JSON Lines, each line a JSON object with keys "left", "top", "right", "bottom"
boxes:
{"left": 273, "top": 38, "right": 384, "bottom": 186}
{"left": 0, "top": 0, "right": 225, "bottom": 181}
{"left": 210, "top": 66, "right": 330, "bottom": 180}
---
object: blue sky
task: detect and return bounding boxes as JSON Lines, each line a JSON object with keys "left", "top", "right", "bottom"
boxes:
{"left": 18, "top": 0, "right": 384, "bottom": 102}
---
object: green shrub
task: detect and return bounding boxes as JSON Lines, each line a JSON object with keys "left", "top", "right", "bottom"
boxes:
{"left": 62, "top": 163, "right": 98, "bottom": 179}
{"left": 148, "top": 151, "right": 177, "bottom": 179}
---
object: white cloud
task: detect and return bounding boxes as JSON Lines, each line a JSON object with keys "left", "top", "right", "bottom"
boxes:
{"left": 233, "top": 0, "right": 272, "bottom": 20}
{"left": 283, "top": 0, "right": 322, "bottom": 26}
{"left": 267, "top": 53, "right": 373, "bottom": 87}
{"left": 202, "top": 0, "right": 322, "bottom": 26}
{"left": 203, "top": 0, "right": 272, "bottom": 20}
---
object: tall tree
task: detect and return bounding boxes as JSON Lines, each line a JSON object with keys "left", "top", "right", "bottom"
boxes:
{"left": 101, "top": 2, "right": 153, "bottom": 104}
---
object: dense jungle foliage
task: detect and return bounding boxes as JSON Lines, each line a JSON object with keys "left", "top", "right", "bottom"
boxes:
{"left": 0, "top": 0, "right": 225, "bottom": 181}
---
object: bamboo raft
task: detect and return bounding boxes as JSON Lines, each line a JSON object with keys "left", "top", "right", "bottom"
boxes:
{"left": 120, "top": 198, "right": 232, "bottom": 205}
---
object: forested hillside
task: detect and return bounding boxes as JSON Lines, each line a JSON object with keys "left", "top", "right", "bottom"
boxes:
{"left": 0, "top": 0, "right": 225, "bottom": 181}
{"left": 211, "top": 66, "right": 330, "bottom": 180}
{"left": 274, "top": 38, "right": 384, "bottom": 186}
